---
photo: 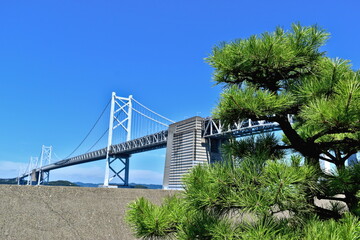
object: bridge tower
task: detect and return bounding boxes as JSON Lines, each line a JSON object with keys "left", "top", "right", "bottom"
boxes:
{"left": 27, "top": 156, "right": 38, "bottom": 185}
{"left": 37, "top": 145, "right": 52, "bottom": 185}
{"left": 104, "top": 92, "right": 133, "bottom": 187}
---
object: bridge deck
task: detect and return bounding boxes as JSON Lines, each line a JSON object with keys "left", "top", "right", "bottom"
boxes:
{"left": 21, "top": 131, "right": 168, "bottom": 177}
{"left": 20, "top": 117, "right": 286, "bottom": 180}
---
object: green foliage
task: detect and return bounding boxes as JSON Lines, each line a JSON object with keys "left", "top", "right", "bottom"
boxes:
{"left": 210, "top": 23, "right": 360, "bottom": 159}
{"left": 221, "top": 133, "right": 285, "bottom": 163}
{"left": 298, "top": 58, "right": 360, "bottom": 143}
{"left": 320, "top": 162, "right": 360, "bottom": 214}
{"left": 183, "top": 153, "right": 318, "bottom": 217}
{"left": 126, "top": 195, "right": 186, "bottom": 239}
{"left": 126, "top": 138, "right": 360, "bottom": 239}
{"left": 210, "top": 22, "right": 360, "bottom": 215}
{"left": 45, "top": 180, "right": 78, "bottom": 186}
{"left": 0, "top": 178, "right": 18, "bottom": 185}
{"left": 175, "top": 211, "right": 228, "bottom": 240}
{"left": 126, "top": 23, "right": 360, "bottom": 239}
{"left": 183, "top": 134, "right": 281, "bottom": 214}
{"left": 206, "top": 23, "right": 328, "bottom": 91}
{"left": 302, "top": 213, "right": 360, "bottom": 240}
{"left": 133, "top": 184, "right": 149, "bottom": 189}
{"left": 237, "top": 217, "right": 298, "bottom": 240}
{"left": 126, "top": 153, "right": 359, "bottom": 239}
{"left": 213, "top": 85, "right": 296, "bottom": 124}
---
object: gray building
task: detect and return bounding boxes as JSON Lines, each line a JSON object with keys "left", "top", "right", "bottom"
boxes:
{"left": 163, "top": 116, "right": 222, "bottom": 189}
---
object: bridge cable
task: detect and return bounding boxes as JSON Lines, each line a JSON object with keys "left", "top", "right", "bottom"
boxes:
{"left": 64, "top": 98, "right": 111, "bottom": 159}
{"left": 37, "top": 150, "right": 42, "bottom": 169}
{"left": 132, "top": 98, "right": 175, "bottom": 123}
{"left": 85, "top": 129, "right": 108, "bottom": 153}
{"left": 131, "top": 107, "right": 170, "bottom": 127}
{"left": 85, "top": 101, "right": 124, "bottom": 153}
{"left": 53, "top": 152, "right": 63, "bottom": 161}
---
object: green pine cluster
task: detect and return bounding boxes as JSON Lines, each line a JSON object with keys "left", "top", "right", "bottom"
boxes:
{"left": 126, "top": 24, "right": 360, "bottom": 239}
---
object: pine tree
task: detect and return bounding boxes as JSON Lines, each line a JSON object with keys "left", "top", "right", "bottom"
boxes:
{"left": 207, "top": 23, "right": 360, "bottom": 214}
{"left": 126, "top": 24, "right": 360, "bottom": 239}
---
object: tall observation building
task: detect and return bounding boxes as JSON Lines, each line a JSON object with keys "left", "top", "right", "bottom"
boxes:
{"left": 161, "top": 116, "right": 283, "bottom": 189}
{"left": 162, "top": 116, "right": 223, "bottom": 189}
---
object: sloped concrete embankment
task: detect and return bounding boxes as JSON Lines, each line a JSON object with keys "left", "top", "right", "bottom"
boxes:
{"left": 0, "top": 185, "right": 178, "bottom": 240}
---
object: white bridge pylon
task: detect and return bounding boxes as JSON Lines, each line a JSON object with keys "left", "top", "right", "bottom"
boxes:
{"left": 103, "top": 92, "right": 174, "bottom": 187}
{"left": 21, "top": 145, "right": 52, "bottom": 185}
{"left": 37, "top": 145, "right": 52, "bottom": 185}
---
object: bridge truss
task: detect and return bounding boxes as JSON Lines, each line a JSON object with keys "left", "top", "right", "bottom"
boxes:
{"left": 203, "top": 118, "right": 283, "bottom": 138}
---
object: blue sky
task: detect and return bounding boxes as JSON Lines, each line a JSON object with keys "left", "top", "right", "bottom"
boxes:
{"left": 0, "top": 1, "right": 359, "bottom": 184}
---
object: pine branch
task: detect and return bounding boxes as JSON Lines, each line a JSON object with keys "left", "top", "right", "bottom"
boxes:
{"left": 317, "top": 195, "right": 347, "bottom": 202}
{"left": 317, "top": 138, "right": 360, "bottom": 148}
{"left": 274, "top": 145, "right": 293, "bottom": 150}
{"left": 308, "top": 128, "right": 358, "bottom": 143}
{"left": 319, "top": 151, "right": 337, "bottom": 163}
{"left": 318, "top": 155, "right": 336, "bottom": 164}
{"left": 277, "top": 116, "right": 321, "bottom": 162}
{"left": 341, "top": 150, "right": 357, "bottom": 162}
{"left": 313, "top": 205, "right": 342, "bottom": 220}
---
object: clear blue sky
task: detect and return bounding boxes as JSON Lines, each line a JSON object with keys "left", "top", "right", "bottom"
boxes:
{"left": 0, "top": 0, "right": 359, "bottom": 184}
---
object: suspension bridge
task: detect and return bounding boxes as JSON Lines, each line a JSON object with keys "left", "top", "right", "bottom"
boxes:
{"left": 18, "top": 92, "right": 282, "bottom": 189}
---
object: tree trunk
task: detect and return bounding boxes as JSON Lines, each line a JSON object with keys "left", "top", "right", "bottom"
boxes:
{"left": 277, "top": 117, "right": 320, "bottom": 168}
{"left": 345, "top": 192, "right": 358, "bottom": 213}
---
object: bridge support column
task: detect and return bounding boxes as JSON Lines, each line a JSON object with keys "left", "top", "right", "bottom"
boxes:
{"left": 31, "top": 170, "right": 39, "bottom": 185}
{"left": 41, "top": 171, "right": 50, "bottom": 185}
{"left": 207, "top": 138, "right": 228, "bottom": 164}
{"left": 104, "top": 154, "right": 130, "bottom": 186}
{"left": 32, "top": 170, "right": 50, "bottom": 185}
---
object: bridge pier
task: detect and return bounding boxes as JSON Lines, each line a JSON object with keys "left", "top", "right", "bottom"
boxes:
{"left": 207, "top": 138, "right": 227, "bottom": 163}
{"left": 41, "top": 170, "right": 50, "bottom": 185}
{"left": 31, "top": 170, "right": 39, "bottom": 184}
{"left": 105, "top": 154, "right": 130, "bottom": 186}
{"left": 30, "top": 170, "right": 50, "bottom": 185}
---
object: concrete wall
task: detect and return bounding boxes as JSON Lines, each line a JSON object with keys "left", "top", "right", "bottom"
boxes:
{"left": 0, "top": 185, "right": 178, "bottom": 240}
